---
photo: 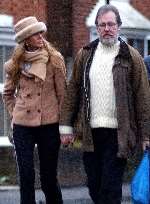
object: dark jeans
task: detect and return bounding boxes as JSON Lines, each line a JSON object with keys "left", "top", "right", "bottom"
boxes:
{"left": 13, "top": 123, "right": 63, "bottom": 204}
{"left": 83, "top": 128, "right": 127, "bottom": 204}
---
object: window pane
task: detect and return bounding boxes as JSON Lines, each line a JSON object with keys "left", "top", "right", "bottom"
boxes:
{"left": 128, "top": 38, "right": 144, "bottom": 57}
{"left": 0, "top": 46, "right": 13, "bottom": 137}
{"left": 0, "top": 46, "right": 3, "bottom": 83}
{"left": 0, "top": 46, "right": 14, "bottom": 83}
{"left": 3, "top": 46, "right": 13, "bottom": 137}
{"left": 3, "top": 46, "right": 14, "bottom": 80}
{"left": 0, "top": 94, "right": 4, "bottom": 136}
{"left": 136, "top": 39, "right": 144, "bottom": 56}
{"left": 148, "top": 40, "right": 150, "bottom": 55}
{"left": 5, "top": 46, "right": 13, "bottom": 61}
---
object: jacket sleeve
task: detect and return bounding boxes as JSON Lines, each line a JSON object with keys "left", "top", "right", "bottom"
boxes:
{"left": 2, "top": 60, "right": 17, "bottom": 118}
{"left": 129, "top": 46, "right": 150, "bottom": 142}
{"left": 59, "top": 48, "right": 84, "bottom": 127}
{"left": 51, "top": 52, "right": 67, "bottom": 113}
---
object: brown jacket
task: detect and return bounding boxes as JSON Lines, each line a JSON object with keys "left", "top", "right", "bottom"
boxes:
{"left": 60, "top": 38, "right": 150, "bottom": 158}
{"left": 3, "top": 44, "right": 66, "bottom": 127}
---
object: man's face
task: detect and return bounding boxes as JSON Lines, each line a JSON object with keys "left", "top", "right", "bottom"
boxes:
{"left": 97, "top": 11, "right": 120, "bottom": 46}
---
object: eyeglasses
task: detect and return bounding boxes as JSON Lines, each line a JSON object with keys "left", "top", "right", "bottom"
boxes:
{"left": 97, "top": 22, "right": 117, "bottom": 29}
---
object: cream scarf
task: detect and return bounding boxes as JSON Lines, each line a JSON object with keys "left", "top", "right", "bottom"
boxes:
{"left": 4, "top": 40, "right": 66, "bottom": 85}
{"left": 22, "top": 49, "right": 49, "bottom": 81}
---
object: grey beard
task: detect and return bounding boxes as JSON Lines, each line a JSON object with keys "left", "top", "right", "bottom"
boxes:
{"left": 100, "top": 37, "right": 118, "bottom": 47}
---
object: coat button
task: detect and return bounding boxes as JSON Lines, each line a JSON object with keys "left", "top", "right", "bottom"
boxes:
{"left": 27, "top": 94, "right": 31, "bottom": 97}
{"left": 37, "top": 93, "right": 40, "bottom": 96}
{"left": 37, "top": 109, "right": 41, "bottom": 113}
{"left": 27, "top": 110, "right": 30, "bottom": 113}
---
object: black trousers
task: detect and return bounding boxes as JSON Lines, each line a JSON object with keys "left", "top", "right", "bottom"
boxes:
{"left": 83, "top": 128, "right": 127, "bottom": 204}
{"left": 13, "top": 123, "right": 63, "bottom": 204}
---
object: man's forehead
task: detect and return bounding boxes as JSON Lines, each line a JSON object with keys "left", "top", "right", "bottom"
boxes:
{"left": 98, "top": 11, "right": 117, "bottom": 22}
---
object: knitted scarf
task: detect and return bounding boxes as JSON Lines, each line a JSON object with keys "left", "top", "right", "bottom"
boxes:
{"left": 4, "top": 40, "right": 65, "bottom": 84}
{"left": 22, "top": 49, "right": 49, "bottom": 81}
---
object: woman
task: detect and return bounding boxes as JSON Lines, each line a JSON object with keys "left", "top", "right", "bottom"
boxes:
{"left": 3, "top": 16, "right": 66, "bottom": 204}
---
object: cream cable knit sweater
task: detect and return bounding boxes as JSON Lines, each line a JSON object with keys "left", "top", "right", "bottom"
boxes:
{"left": 89, "top": 41, "right": 119, "bottom": 128}
{"left": 59, "top": 41, "right": 120, "bottom": 135}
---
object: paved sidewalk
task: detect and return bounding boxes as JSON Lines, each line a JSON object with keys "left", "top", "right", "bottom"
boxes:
{"left": 0, "top": 183, "right": 131, "bottom": 204}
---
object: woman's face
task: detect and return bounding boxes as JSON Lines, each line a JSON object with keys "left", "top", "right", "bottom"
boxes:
{"left": 25, "top": 32, "right": 44, "bottom": 50}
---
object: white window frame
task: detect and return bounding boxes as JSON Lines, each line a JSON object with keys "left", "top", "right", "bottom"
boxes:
{"left": 0, "top": 15, "right": 15, "bottom": 146}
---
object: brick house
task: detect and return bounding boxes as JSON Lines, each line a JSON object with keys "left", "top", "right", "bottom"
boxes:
{"left": 87, "top": 0, "right": 150, "bottom": 57}
{"left": 0, "top": 0, "right": 150, "bottom": 58}
{"left": 0, "top": 0, "right": 150, "bottom": 139}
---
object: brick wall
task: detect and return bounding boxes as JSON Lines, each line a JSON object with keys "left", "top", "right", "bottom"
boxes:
{"left": 47, "top": 0, "right": 98, "bottom": 57}
{"left": 0, "top": 0, "right": 150, "bottom": 58}
{"left": 47, "top": 0, "right": 72, "bottom": 58}
{"left": 47, "top": 0, "right": 98, "bottom": 58}
{"left": 0, "top": 0, "right": 71, "bottom": 57}
{"left": 0, "top": 0, "right": 101, "bottom": 58}
{"left": 131, "top": 0, "right": 150, "bottom": 20}
{"left": 0, "top": 0, "right": 48, "bottom": 23}
{"left": 0, "top": 0, "right": 98, "bottom": 61}
{"left": 72, "top": 0, "right": 98, "bottom": 56}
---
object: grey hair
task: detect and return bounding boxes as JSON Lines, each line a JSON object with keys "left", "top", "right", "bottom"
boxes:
{"left": 95, "top": 4, "right": 122, "bottom": 26}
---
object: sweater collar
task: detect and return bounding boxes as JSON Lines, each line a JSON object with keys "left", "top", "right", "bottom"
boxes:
{"left": 97, "top": 41, "right": 120, "bottom": 53}
{"left": 83, "top": 37, "right": 132, "bottom": 61}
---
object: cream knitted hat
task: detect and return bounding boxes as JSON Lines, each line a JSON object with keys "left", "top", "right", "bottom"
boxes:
{"left": 14, "top": 16, "right": 47, "bottom": 43}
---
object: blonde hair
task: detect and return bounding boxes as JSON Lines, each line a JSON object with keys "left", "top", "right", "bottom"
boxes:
{"left": 9, "top": 42, "right": 25, "bottom": 85}
{"left": 8, "top": 40, "right": 65, "bottom": 84}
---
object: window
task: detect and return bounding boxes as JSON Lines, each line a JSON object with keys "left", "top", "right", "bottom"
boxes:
{"left": 128, "top": 38, "right": 144, "bottom": 57}
{"left": 147, "top": 40, "right": 150, "bottom": 55}
{"left": 0, "top": 15, "right": 15, "bottom": 138}
{"left": 0, "top": 46, "right": 14, "bottom": 83}
{"left": 0, "top": 45, "right": 14, "bottom": 137}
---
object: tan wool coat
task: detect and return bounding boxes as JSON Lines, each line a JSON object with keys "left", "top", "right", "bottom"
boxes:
{"left": 3, "top": 41, "right": 66, "bottom": 127}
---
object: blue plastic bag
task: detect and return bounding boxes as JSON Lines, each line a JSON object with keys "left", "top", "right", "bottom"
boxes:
{"left": 131, "top": 149, "right": 150, "bottom": 204}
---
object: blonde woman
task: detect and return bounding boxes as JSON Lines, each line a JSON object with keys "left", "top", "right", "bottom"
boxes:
{"left": 3, "top": 16, "right": 66, "bottom": 204}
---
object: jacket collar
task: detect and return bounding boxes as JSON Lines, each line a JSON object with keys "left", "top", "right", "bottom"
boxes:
{"left": 83, "top": 37, "right": 132, "bottom": 61}
{"left": 117, "top": 38, "right": 132, "bottom": 61}
{"left": 83, "top": 38, "right": 99, "bottom": 50}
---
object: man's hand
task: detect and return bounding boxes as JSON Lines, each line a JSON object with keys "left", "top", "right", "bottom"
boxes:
{"left": 143, "top": 140, "right": 150, "bottom": 151}
{"left": 60, "top": 134, "right": 75, "bottom": 147}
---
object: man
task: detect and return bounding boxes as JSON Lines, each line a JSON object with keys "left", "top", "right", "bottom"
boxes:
{"left": 59, "top": 5, "right": 150, "bottom": 204}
